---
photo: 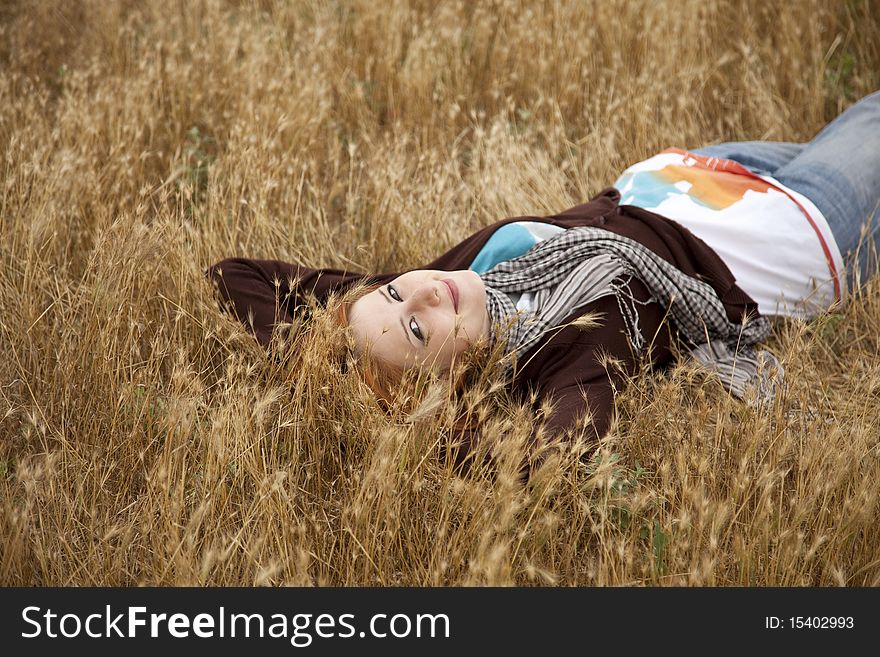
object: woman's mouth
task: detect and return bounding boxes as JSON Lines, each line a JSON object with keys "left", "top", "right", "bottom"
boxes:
{"left": 442, "top": 279, "right": 460, "bottom": 313}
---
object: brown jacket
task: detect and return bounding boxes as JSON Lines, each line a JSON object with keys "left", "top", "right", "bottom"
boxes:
{"left": 207, "top": 188, "right": 758, "bottom": 464}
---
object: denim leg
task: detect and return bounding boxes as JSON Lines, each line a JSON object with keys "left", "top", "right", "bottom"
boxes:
{"left": 773, "top": 91, "right": 880, "bottom": 292}
{"left": 689, "top": 141, "right": 806, "bottom": 177}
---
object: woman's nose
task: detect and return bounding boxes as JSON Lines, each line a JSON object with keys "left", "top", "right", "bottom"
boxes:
{"left": 410, "top": 283, "right": 441, "bottom": 309}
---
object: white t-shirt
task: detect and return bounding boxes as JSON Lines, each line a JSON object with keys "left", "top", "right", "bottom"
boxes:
{"left": 614, "top": 148, "right": 845, "bottom": 319}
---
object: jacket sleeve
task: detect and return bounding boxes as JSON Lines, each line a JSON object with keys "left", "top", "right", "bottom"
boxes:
{"left": 206, "top": 258, "right": 372, "bottom": 347}
{"left": 443, "top": 278, "right": 674, "bottom": 477}
{"left": 516, "top": 277, "right": 674, "bottom": 461}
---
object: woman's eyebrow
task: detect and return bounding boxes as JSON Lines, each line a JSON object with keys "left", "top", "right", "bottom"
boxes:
{"left": 378, "top": 287, "right": 417, "bottom": 347}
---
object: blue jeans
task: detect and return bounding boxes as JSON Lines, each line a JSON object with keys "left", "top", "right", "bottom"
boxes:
{"left": 691, "top": 91, "right": 880, "bottom": 296}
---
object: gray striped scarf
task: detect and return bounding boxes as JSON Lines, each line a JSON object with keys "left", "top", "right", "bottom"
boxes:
{"left": 479, "top": 226, "right": 784, "bottom": 403}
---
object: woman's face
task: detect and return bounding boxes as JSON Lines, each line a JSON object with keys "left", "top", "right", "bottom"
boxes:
{"left": 348, "top": 269, "right": 490, "bottom": 374}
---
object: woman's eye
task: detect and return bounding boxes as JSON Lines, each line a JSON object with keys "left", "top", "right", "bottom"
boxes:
{"left": 409, "top": 317, "right": 424, "bottom": 343}
{"left": 389, "top": 285, "right": 423, "bottom": 344}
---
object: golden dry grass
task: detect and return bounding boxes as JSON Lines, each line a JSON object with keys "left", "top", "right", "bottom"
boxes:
{"left": 2, "top": 0, "right": 879, "bottom": 586}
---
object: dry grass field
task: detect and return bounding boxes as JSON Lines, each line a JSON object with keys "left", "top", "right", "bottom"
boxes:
{"left": 2, "top": 0, "right": 880, "bottom": 586}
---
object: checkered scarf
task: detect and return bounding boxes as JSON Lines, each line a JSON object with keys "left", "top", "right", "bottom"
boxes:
{"left": 480, "top": 226, "right": 784, "bottom": 402}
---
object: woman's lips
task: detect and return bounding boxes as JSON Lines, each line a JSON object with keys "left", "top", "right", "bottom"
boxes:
{"left": 442, "top": 279, "right": 460, "bottom": 313}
